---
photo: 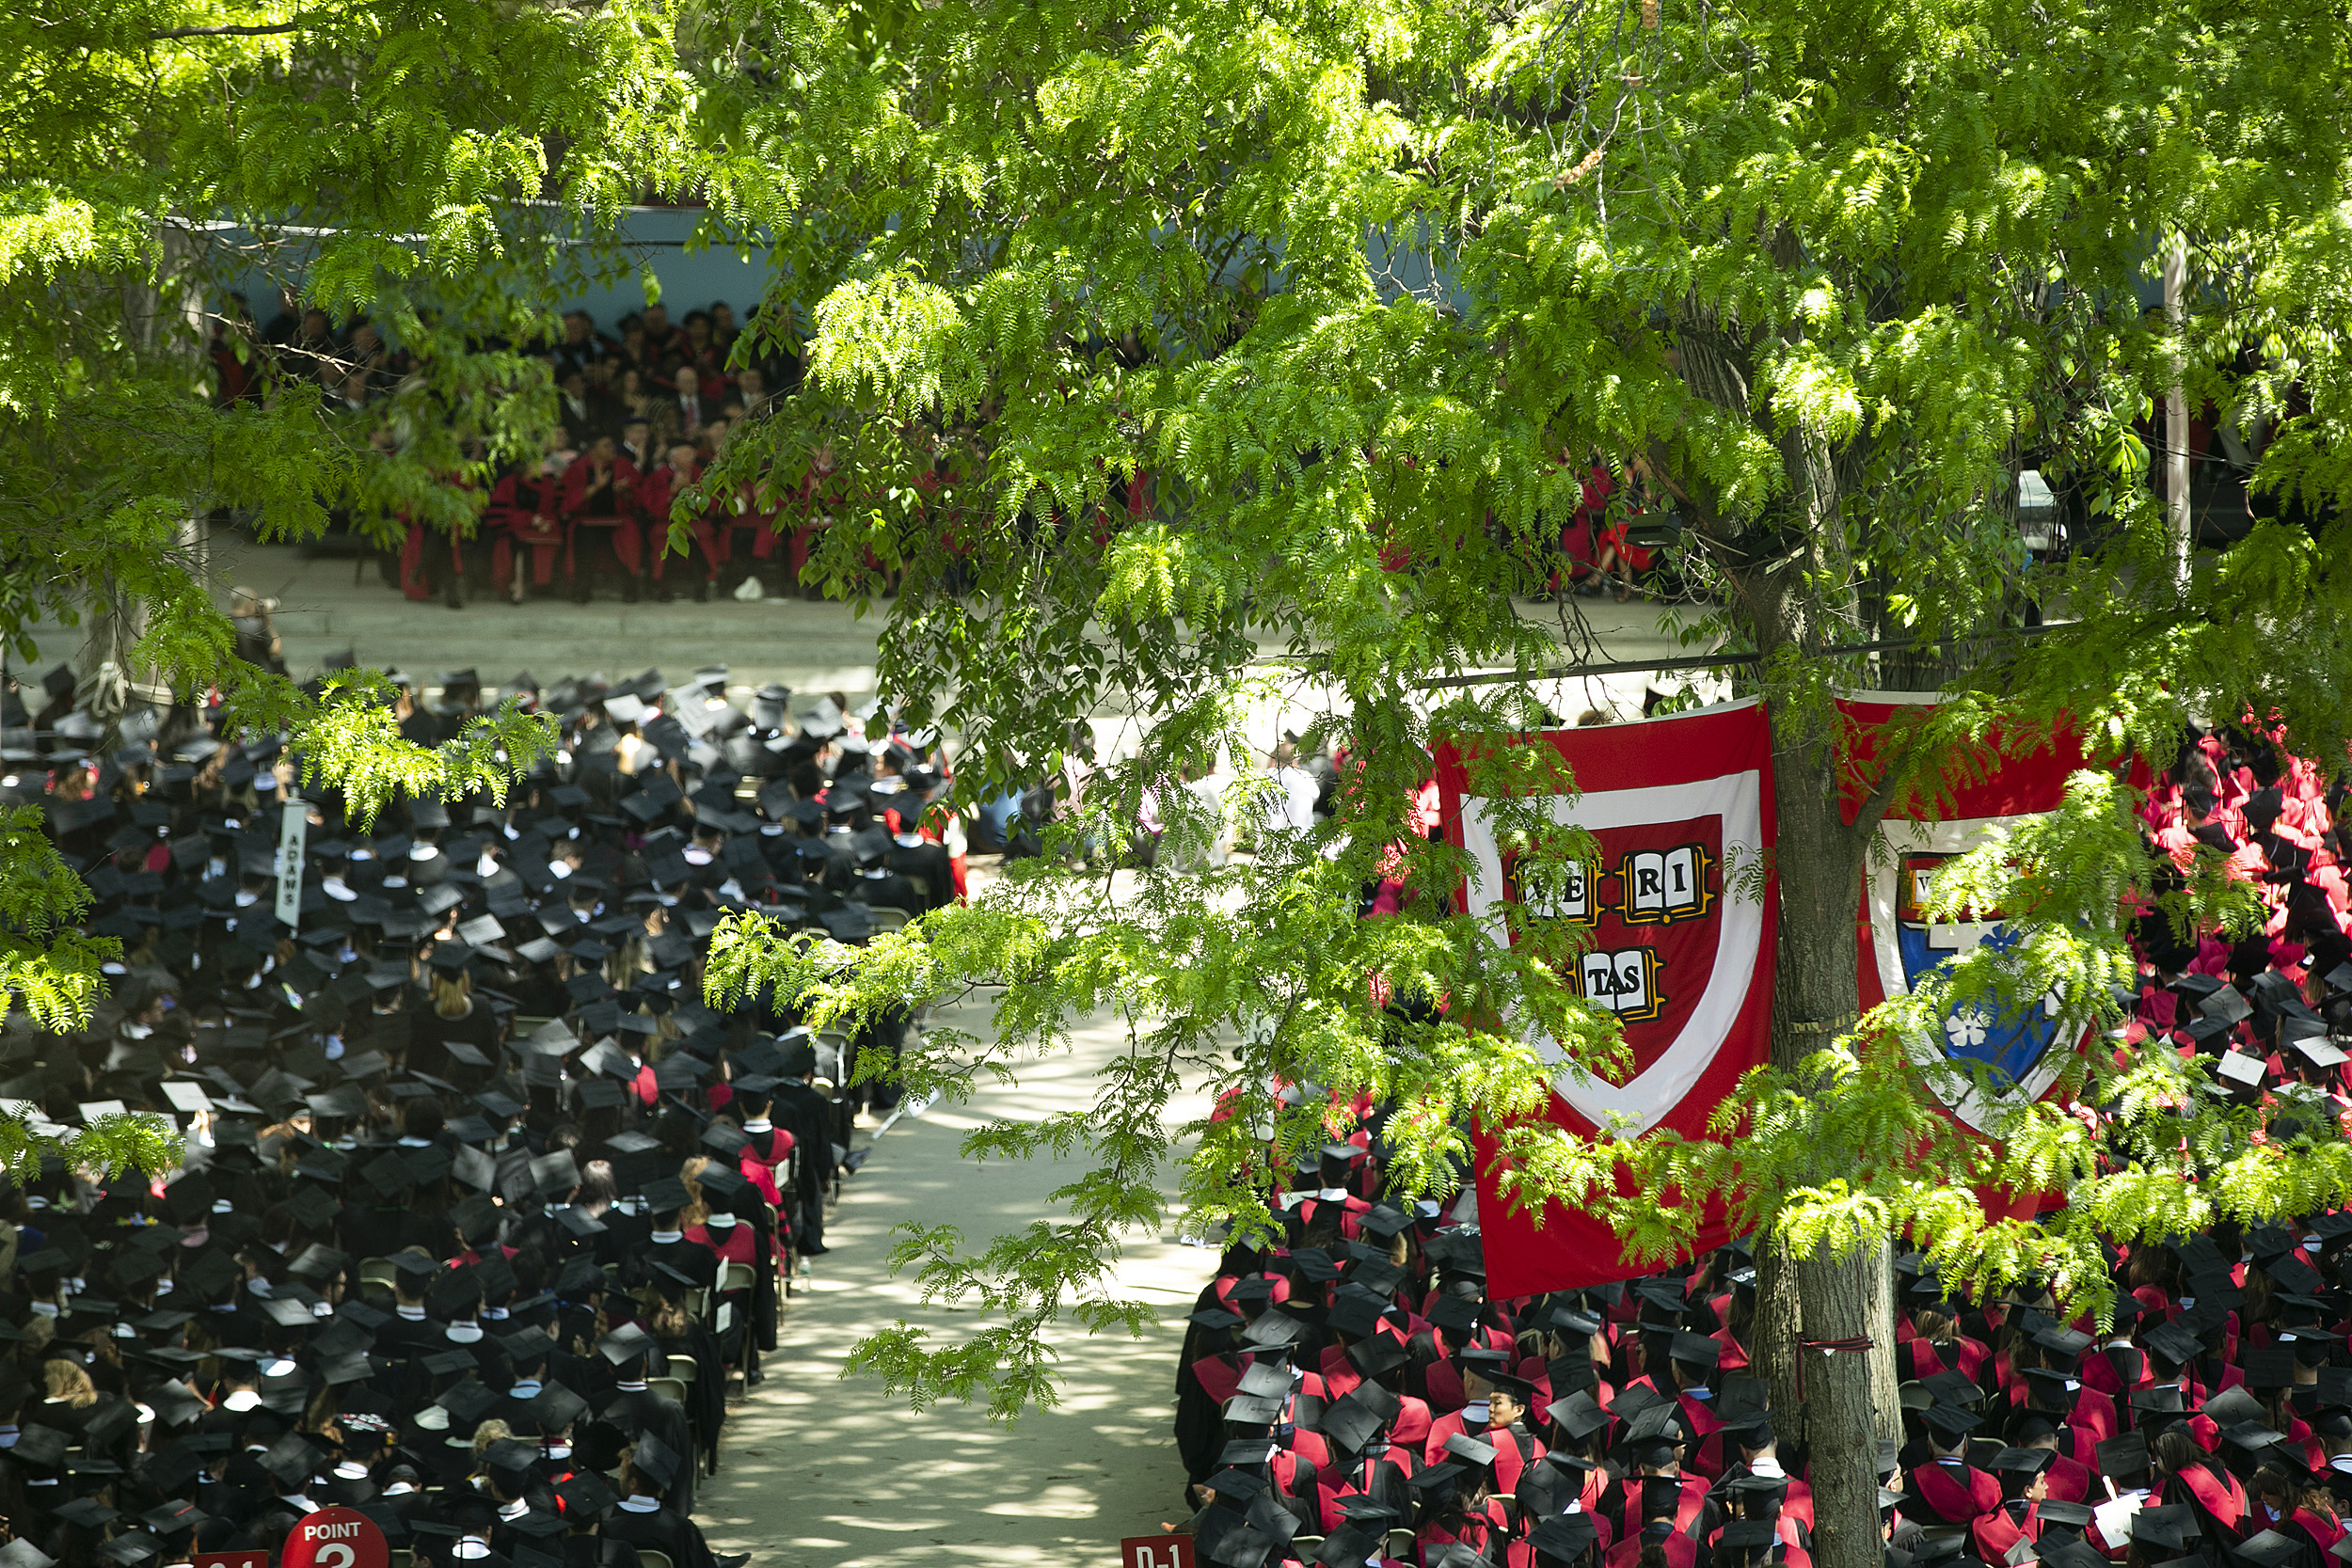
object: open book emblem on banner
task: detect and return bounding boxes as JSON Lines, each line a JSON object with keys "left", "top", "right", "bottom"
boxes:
{"left": 1576, "top": 945, "right": 1665, "bottom": 1022}
{"left": 1503, "top": 843, "right": 1717, "bottom": 928}
{"left": 1463, "top": 763, "right": 1768, "bottom": 1134}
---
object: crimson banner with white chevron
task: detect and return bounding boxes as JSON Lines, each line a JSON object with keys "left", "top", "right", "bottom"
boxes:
{"left": 1436, "top": 702, "right": 1779, "bottom": 1297}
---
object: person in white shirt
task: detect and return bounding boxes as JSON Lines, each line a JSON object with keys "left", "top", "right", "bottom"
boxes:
{"left": 1261, "top": 739, "right": 1320, "bottom": 843}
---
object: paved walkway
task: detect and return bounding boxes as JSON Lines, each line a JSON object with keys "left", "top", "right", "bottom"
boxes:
{"left": 696, "top": 998, "right": 1216, "bottom": 1567}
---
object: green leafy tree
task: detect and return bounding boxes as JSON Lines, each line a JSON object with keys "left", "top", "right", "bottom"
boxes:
{"left": 0, "top": 0, "right": 693, "bottom": 1170}
{"left": 691, "top": 0, "right": 2352, "bottom": 1560}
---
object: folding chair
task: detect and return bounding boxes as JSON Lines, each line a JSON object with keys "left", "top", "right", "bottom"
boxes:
{"left": 865, "top": 905, "right": 911, "bottom": 932}
{"left": 717, "top": 1259, "right": 759, "bottom": 1389}
{"left": 647, "top": 1374, "right": 690, "bottom": 1406}
{"left": 358, "top": 1257, "right": 398, "bottom": 1293}
{"left": 638, "top": 1553, "right": 675, "bottom": 1568}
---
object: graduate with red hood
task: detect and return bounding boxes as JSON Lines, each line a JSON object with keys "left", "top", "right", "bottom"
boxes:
{"left": 1420, "top": 1363, "right": 1547, "bottom": 1495}
{"left": 1903, "top": 1402, "right": 2000, "bottom": 1528}
{"left": 1969, "top": 1446, "right": 2055, "bottom": 1562}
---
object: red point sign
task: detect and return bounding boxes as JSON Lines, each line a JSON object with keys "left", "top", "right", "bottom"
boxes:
{"left": 1120, "top": 1539, "right": 1195, "bottom": 1568}
{"left": 281, "top": 1507, "right": 388, "bottom": 1568}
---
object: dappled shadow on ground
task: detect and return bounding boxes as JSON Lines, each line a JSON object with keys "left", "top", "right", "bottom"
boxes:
{"left": 695, "top": 1006, "right": 1212, "bottom": 1567}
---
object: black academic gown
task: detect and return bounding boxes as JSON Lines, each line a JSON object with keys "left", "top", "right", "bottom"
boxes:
{"left": 602, "top": 1502, "right": 716, "bottom": 1568}
{"left": 770, "top": 1080, "right": 835, "bottom": 1253}
{"left": 600, "top": 1386, "right": 695, "bottom": 1513}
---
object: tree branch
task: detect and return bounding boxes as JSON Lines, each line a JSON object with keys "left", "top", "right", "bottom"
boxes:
{"left": 148, "top": 21, "right": 305, "bottom": 39}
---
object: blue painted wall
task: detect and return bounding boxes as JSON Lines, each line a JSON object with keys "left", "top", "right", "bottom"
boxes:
{"left": 215, "top": 208, "right": 775, "bottom": 335}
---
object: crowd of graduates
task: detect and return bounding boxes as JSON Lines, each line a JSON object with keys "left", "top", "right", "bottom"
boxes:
{"left": 1169, "top": 719, "right": 2352, "bottom": 1568}
{"left": 0, "top": 660, "right": 967, "bottom": 1568}
{"left": 210, "top": 295, "right": 825, "bottom": 609}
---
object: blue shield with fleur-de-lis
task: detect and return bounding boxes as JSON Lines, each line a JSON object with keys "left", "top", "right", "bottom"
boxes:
{"left": 1894, "top": 852, "right": 2063, "bottom": 1090}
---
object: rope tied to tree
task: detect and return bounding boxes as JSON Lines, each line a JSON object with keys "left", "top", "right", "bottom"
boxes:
{"left": 1794, "top": 1335, "right": 1875, "bottom": 1401}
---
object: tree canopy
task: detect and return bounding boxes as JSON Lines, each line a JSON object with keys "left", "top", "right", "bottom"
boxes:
{"left": 11, "top": 0, "right": 2352, "bottom": 1561}
{"left": 0, "top": 0, "right": 679, "bottom": 1149}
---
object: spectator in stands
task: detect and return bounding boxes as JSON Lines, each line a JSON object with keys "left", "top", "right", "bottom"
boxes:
{"left": 638, "top": 441, "right": 724, "bottom": 602}
{"left": 561, "top": 436, "right": 647, "bottom": 602}
{"left": 668, "top": 366, "right": 712, "bottom": 447}
{"left": 489, "top": 449, "right": 568, "bottom": 603}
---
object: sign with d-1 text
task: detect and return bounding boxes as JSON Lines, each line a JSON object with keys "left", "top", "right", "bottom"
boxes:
{"left": 196, "top": 1551, "right": 268, "bottom": 1568}
{"left": 1120, "top": 1537, "right": 1195, "bottom": 1568}
{"left": 281, "top": 1507, "right": 388, "bottom": 1568}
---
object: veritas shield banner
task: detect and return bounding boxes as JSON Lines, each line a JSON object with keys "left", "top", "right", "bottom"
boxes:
{"left": 1438, "top": 702, "right": 1778, "bottom": 1296}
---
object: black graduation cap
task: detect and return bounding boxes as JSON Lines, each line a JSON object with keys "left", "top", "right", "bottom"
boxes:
{"left": 2234, "top": 1533, "right": 2304, "bottom": 1568}
{"left": 1223, "top": 1392, "right": 1285, "bottom": 1424}
{"left": 1986, "top": 1447, "right": 2054, "bottom": 1477}
{"left": 1242, "top": 1311, "right": 1305, "bottom": 1349}
{"left": 2142, "top": 1320, "right": 2203, "bottom": 1367}
{"left": 54, "top": 1497, "right": 119, "bottom": 1530}
{"left": 1426, "top": 1293, "right": 1478, "bottom": 1337}
{"left": 1348, "top": 1334, "right": 1408, "bottom": 1383}
{"left": 2246, "top": 1345, "right": 2297, "bottom": 1390}
{"left": 2202, "top": 985, "right": 2254, "bottom": 1025}
{"left": 1671, "top": 1330, "right": 1723, "bottom": 1368}
{"left": 258, "top": 1433, "right": 320, "bottom": 1488}
{"left": 555, "top": 1468, "right": 620, "bottom": 1518}
{"left": 428, "top": 1375, "right": 498, "bottom": 1433}
{"left": 1320, "top": 1394, "right": 1387, "bottom": 1456}
{"left": 1718, "top": 1520, "right": 1782, "bottom": 1558}
{"left": 598, "top": 1323, "right": 658, "bottom": 1366}
{"left": 1529, "top": 1513, "right": 1600, "bottom": 1564}
{"left": 1921, "top": 1403, "right": 1981, "bottom": 1441}
{"left": 630, "top": 1431, "right": 682, "bottom": 1491}
{"left": 1547, "top": 1388, "right": 1610, "bottom": 1440}
{"left": 529, "top": 1148, "right": 580, "bottom": 1196}
{"left": 1440, "top": 1433, "right": 1497, "bottom": 1473}
{"left": 2035, "top": 1501, "right": 2096, "bottom": 1532}
{"left": 2095, "top": 1431, "right": 2150, "bottom": 1478}
{"left": 530, "top": 1380, "right": 590, "bottom": 1433}
{"left": 2038, "top": 1540, "right": 2109, "bottom": 1568}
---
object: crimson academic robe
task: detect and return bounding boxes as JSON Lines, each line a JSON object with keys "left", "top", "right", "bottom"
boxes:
{"left": 2167, "top": 1462, "right": 2248, "bottom": 1536}
{"left": 1419, "top": 1501, "right": 1512, "bottom": 1566}
{"left": 1609, "top": 1475, "right": 1711, "bottom": 1541}
{"left": 1678, "top": 1392, "right": 1727, "bottom": 1480}
{"left": 1423, "top": 1358, "right": 1468, "bottom": 1414}
{"left": 1970, "top": 1499, "right": 2038, "bottom": 1562}
{"left": 1420, "top": 1417, "right": 1543, "bottom": 1493}
{"left": 1605, "top": 1530, "right": 1697, "bottom": 1568}
{"left": 1907, "top": 1460, "right": 2001, "bottom": 1527}
{"left": 2043, "top": 1453, "right": 2096, "bottom": 1504}
{"left": 1321, "top": 1344, "right": 1361, "bottom": 1399}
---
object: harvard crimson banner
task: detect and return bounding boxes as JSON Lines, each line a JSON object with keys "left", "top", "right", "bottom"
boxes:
{"left": 1840, "top": 694, "right": 2091, "bottom": 1134}
{"left": 1437, "top": 702, "right": 1778, "bottom": 1296}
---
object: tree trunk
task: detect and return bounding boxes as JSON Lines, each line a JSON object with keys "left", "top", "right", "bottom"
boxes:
{"left": 1798, "top": 1227, "right": 1896, "bottom": 1568}
{"left": 1754, "top": 1232, "right": 1804, "bottom": 1420}
{"left": 1755, "top": 680, "right": 1902, "bottom": 1566}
